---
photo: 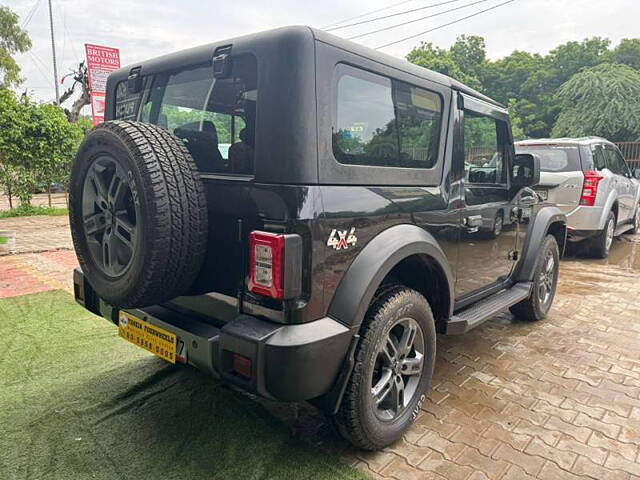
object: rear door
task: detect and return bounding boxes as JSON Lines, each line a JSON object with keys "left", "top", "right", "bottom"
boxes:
{"left": 604, "top": 144, "right": 634, "bottom": 222}
{"left": 515, "top": 144, "right": 583, "bottom": 214}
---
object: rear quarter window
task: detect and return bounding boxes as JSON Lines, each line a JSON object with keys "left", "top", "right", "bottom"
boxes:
{"left": 332, "top": 64, "right": 443, "bottom": 170}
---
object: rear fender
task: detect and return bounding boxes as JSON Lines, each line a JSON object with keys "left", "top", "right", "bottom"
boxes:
{"left": 600, "top": 190, "right": 619, "bottom": 229}
{"left": 515, "top": 206, "right": 566, "bottom": 282}
{"left": 327, "top": 224, "right": 454, "bottom": 328}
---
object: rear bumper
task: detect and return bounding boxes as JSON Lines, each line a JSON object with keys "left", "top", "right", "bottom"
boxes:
{"left": 73, "top": 268, "right": 353, "bottom": 403}
{"left": 565, "top": 205, "right": 605, "bottom": 240}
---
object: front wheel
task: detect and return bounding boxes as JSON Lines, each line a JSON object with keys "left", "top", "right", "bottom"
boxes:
{"left": 335, "top": 287, "right": 436, "bottom": 450}
{"left": 510, "top": 234, "right": 560, "bottom": 321}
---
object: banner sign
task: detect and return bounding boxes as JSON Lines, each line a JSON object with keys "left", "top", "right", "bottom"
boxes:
{"left": 85, "top": 44, "right": 121, "bottom": 125}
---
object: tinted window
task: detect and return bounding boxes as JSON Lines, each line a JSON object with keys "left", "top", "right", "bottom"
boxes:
{"left": 464, "top": 113, "right": 506, "bottom": 185}
{"left": 591, "top": 145, "right": 607, "bottom": 171}
{"left": 333, "top": 65, "right": 442, "bottom": 169}
{"left": 604, "top": 146, "right": 629, "bottom": 176}
{"left": 140, "top": 55, "right": 257, "bottom": 175}
{"left": 516, "top": 145, "right": 581, "bottom": 173}
{"left": 115, "top": 79, "right": 147, "bottom": 121}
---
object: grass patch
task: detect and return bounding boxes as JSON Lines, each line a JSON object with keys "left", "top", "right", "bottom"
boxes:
{"left": 0, "top": 204, "right": 68, "bottom": 218}
{"left": 0, "top": 291, "right": 368, "bottom": 480}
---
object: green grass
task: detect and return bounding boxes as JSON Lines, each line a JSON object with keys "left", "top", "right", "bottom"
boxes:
{"left": 0, "top": 291, "right": 368, "bottom": 480}
{"left": 0, "top": 204, "right": 68, "bottom": 218}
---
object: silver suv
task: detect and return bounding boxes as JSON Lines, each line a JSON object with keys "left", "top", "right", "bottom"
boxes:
{"left": 516, "top": 137, "right": 640, "bottom": 258}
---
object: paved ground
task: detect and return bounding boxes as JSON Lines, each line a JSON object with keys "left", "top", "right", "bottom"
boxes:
{"left": 0, "top": 192, "right": 68, "bottom": 210}
{"left": 0, "top": 215, "right": 72, "bottom": 255}
{"left": 2, "top": 216, "right": 640, "bottom": 479}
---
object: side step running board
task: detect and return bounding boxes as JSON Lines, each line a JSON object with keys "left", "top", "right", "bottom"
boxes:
{"left": 614, "top": 224, "right": 634, "bottom": 236}
{"left": 446, "top": 282, "right": 532, "bottom": 335}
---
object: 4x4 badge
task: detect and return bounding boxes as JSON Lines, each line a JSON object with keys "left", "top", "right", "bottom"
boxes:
{"left": 327, "top": 228, "right": 357, "bottom": 250}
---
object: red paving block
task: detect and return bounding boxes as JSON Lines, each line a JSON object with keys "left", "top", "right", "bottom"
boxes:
{"left": 40, "top": 250, "right": 78, "bottom": 269}
{"left": 0, "top": 258, "right": 53, "bottom": 298}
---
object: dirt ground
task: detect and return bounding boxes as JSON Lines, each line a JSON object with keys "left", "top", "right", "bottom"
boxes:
{"left": 2, "top": 214, "right": 640, "bottom": 479}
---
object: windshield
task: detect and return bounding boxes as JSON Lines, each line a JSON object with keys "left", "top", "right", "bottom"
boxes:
{"left": 137, "top": 55, "right": 257, "bottom": 175}
{"left": 516, "top": 145, "right": 581, "bottom": 173}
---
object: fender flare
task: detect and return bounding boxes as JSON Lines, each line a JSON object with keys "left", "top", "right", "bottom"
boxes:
{"left": 327, "top": 223, "right": 454, "bottom": 329}
{"left": 515, "top": 206, "right": 566, "bottom": 282}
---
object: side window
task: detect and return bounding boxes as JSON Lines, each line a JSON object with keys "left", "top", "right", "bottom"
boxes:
{"left": 139, "top": 55, "right": 257, "bottom": 175}
{"left": 114, "top": 79, "right": 147, "bottom": 121}
{"left": 604, "top": 146, "right": 628, "bottom": 176}
{"left": 463, "top": 112, "right": 507, "bottom": 185}
{"left": 591, "top": 145, "right": 607, "bottom": 171}
{"left": 332, "top": 65, "right": 442, "bottom": 169}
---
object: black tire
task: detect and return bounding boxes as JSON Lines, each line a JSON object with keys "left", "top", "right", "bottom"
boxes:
{"left": 69, "top": 121, "right": 208, "bottom": 308}
{"left": 335, "top": 287, "right": 436, "bottom": 450}
{"left": 510, "top": 234, "right": 559, "bottom": 321}
{"left": 590, "top": 211, "right": 615, "bottom": 259}
{"left": 629, "top": 205, "right": 640, "bottom": 235}
{"left": 489, "top": 211, "right": 504, "bottom": 239}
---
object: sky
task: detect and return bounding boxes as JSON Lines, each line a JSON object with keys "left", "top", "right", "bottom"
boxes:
{"left": 5, "top": 0, "right": 640, "bottom": 105}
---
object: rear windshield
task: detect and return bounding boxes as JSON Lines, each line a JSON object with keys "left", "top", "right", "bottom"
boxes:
{"left": 137, "top": 55, "right": 257, "bottom": 175}
{"left": 516, "top": 145, "right": 581, "bottom": 173}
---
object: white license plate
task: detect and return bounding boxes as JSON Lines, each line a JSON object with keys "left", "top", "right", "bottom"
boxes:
{"left": 534, "top": 189, "right": 548, "bottom": 201}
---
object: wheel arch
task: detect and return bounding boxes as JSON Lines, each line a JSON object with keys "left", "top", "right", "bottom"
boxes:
{"left": 327, "top": 224, "right": 454, "bottom": 332}
{"left": 515, "top": 206, "right": 566, "bottom": 282}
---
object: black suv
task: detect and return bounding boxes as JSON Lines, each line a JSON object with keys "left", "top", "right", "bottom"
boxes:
{"left": 69, "top": 26, "right": 566, "bottom": 450}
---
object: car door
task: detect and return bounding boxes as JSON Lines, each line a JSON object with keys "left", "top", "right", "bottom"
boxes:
{"left": 604, "top": 144, "right": 634, "bottom": 222}
{"left": 454, "top": 95, "right": 518, "bottom": 298}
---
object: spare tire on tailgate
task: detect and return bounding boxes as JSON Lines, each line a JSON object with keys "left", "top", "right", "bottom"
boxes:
{"left": 69, "top": 121, "right": 208, "bottom": 308}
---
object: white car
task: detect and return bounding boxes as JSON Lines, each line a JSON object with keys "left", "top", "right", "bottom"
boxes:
{"left": 516, "top": 137, "right": 640, "bottom": 258}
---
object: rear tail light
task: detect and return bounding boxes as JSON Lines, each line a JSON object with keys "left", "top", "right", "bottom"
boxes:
{"left": 580, "top": 170, "right": 604, "bottom": 206}
{"left": 249, "top": 231, "right": 285, "bottom": 299}
{"left": 232, "top": 353, "right": 252, "bottom": 379}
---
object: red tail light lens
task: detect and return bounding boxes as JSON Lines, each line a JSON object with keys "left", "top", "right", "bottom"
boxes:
{"left": 580, "top": 170, "right": 604, "bottom": 206}
{"left": 248, "top": 231, "right": 285, "bottom": 299}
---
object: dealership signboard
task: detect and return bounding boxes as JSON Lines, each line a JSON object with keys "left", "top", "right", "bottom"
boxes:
{"left": 85, "top": 44, "right": 121, "bottom": 125}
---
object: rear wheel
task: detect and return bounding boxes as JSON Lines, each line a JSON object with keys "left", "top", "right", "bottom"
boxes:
{"left": 490, "top": 212, "right": 503, "bottom": 239}
{"left": 590, "top": 211, "right": 615, "bottom": 259}
{"left": 629, "top": 206, "right": 640, "bottom": 234}
{"left": 510, "top": 234, "right": 559, "bottom": 321}
{"left": 335, "top": 287, "right": 436, "bottom": 450}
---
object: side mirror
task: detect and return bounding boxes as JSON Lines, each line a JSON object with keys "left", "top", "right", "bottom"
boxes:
{"left": 512, "top": 153, "right": 540, "bottom": 188}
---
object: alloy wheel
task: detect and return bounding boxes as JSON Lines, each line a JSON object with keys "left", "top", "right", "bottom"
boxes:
{"left": 371, "top": 318, "right": 425, "bottom": 422}
{"left": 494, "top": 215, "right": 503, "bottom": 236}
{"left": 82, "top": 156, "right": 138, "bottom": 277}
{"left": 605, "top": 218, "right": 614, "bottom": 252}
{"left": 537, "top": 250, "right": 555, "bottom": 307}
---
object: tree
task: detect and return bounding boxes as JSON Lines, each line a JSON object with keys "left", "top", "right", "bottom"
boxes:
{"left": 0, "top": 6, "right": 32, "bottom": 87}
{"left": 59, "top": 61, "right": 91, "bottom": 122}
{"left": 406, "top": 37, "right": 484, "bottom": 91}
{"left": 0, "top": 89, "right": 86, "bottom": 207}
{"left": 552, "top": 63, "right": 640, "bottom": 141}
{"left": 613, "top": 39, "right": 640, "bottom": 70}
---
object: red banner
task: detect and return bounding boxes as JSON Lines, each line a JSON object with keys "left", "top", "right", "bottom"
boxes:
{"left": 85, "top": 44, "right": 121, "bottom": 125}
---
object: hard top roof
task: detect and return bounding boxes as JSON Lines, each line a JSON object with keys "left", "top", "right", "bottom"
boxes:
{"left": 111, "top": 25, "right": 503, "bottom": 108}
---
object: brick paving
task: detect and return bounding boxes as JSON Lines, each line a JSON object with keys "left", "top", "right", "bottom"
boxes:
{"left": 0, "top": 215, "right": 72, "bottom": 255}
{"left": 348, "top": 234, "right": 640, "bottom": 480}
{"left": 2, "top": 213, "right": 640, "bottom": 479}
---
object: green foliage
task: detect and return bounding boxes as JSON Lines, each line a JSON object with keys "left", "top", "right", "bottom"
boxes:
{"left": 161, "top": 105, "right": 244, "bottom": 144}
{"left": 406, "top": 38, "right": 483, "bottom": 90}
{"left": 0, "top": 89, "right": 85, "bottom": 205}
{"left": 552, "top": 63, "right": 640, "bottom": 141}
{"left": 0, "top": 204, "right": 68, "bottom": 218}
{"left": 407, "top": 35, "right": 640, "bottom": 140}
{"left": 613, "top": 39, "right": 640, "bottom": 70}
{"left": 0, "top": 6, "right": 32, "bottom": 87}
